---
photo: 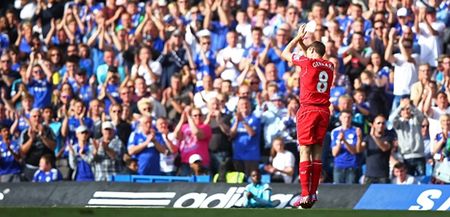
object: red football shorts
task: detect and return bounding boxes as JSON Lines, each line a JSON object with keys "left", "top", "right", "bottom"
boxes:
{"left": 296, "top": 107, "right": 330, "bottom": 146}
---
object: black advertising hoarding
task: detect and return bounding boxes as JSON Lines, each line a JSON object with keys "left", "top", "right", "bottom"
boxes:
{"left": 0, "top": 182, "right": 367, "bottom": 209}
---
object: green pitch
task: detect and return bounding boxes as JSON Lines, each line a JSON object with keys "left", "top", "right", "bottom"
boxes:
{"left": 0, "top": 208, "right": 448, "bottom": 217}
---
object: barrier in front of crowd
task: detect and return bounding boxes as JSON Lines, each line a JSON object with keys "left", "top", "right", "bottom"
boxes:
{"left": 0, "top": 183, "right": 448, "bottom": 210}
{"left": 354, "top": 184, "right": 450, "bottom": 211}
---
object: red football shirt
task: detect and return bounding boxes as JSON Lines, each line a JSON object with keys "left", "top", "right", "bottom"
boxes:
{"left": 292, "top": 54, "right": 334, "bottom": 108}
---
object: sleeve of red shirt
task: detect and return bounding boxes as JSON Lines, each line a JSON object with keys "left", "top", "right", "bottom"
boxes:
{"left": 291, "top": 53, "right": 308, "bottom": 66}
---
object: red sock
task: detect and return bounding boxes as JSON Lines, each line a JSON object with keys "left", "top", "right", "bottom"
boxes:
{"left": 299, "top": 161, "right": 312, "bottom": 197}
{"left": 310, "top": 160, "right": 322, "bottom": 195}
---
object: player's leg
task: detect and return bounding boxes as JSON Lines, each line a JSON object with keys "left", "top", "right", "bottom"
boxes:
{"left": 309, "top": 144, "right": 323, "bottom": 205}
{"left": 294, "top": 109, "right": 317, "bottom": 208}
{"left": 293, "top": 144, "right": 313, "bottom": 208}
{"left": 299, "top": 145, "right": 312, "bottom": 197}
{"left": 308, "top": 110, "right": 330, "bottom": 207}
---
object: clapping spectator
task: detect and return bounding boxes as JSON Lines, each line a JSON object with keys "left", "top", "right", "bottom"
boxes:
{"left": 0, "top": 124, "right": 21, "bottom": 182}
{"left": 360, "top": 115, "right": 394, "bottom": 184}
{"left": 90, "top": 121, "right": 124, "bottom": 181}
{"left": 331, "top": 110, "right": 363, "bottom": 184}
{"left": 173, "top": 107, "right": 212, "bottom": 176}
{"left": 230, "top": 97, "right": 261, "bottom": 177}
{"left": 128, "top": 115, "right": 166, "bottom": 175}
{"left": 19, "top": 108, "right": 56, "bottom": 181}
{"left": 264, "top": 138, "right": 295, "bottom": 183}
{"left": 389, "top": 98, "right": 426, "bottom": 177}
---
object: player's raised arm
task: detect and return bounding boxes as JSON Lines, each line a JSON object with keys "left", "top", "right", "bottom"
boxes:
{"left": 281, "top": 24, "right": 307, "bottom": 63}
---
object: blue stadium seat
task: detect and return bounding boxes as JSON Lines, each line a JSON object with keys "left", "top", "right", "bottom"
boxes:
{"left": 109, "top": 174, "right": 132, "bottom": 182}
{"left": 130, "top": 175, "right": 194, "bottom": 183}
{"left": 261, "top": 174, "right": 271, "bottom": 184}
{"left": 194, "top": 175, "right": 211, "bottom": 183}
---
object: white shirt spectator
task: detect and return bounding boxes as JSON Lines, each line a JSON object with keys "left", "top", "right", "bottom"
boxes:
{"left": 216, "top": 46, "right": 244, "bottom": 87}
{"left": 391, "top": 174, "right": 417, "bottom": 184}
{"left": 131, "top": 60, "right": 162, "bottom": 86}
{"left": 417, "top": 21, "right": 446, "bottom": 67}
{"left": 392, "top": 53, "right": 419, "bottom": 96}
{"left": 160, "top": 132, "right": 177, "bottom": 174}
{"left": 272, "top": 150, "right": 295, "bottom": 183}
{"left": 430, "top": 106, "right": 450, "bottom": 120}
{"left": 193, "top": 90, "right": 218, "bottom": 114}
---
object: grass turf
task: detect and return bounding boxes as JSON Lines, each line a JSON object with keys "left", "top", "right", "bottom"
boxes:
{"left": 0, "top": 208, "right": 448, "bottom": 217}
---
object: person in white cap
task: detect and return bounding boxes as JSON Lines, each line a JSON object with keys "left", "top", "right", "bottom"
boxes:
{"left": 188, "top": 154, "right": 208, "bottom": 176}
{"left": 67, "top": 125, "right": 95, "bottom": 181}
{"left": 89, "top": 121, "right": 124, "bottom": 181}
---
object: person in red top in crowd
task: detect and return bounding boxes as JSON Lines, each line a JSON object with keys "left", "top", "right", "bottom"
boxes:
{"left": 281, "top": 24, "right": 334, "bottom": 209}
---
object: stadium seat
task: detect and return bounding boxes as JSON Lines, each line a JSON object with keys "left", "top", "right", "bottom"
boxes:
{"left": 109, "top": 174, "right": 132, "bottom": 182}
{"left": 194, "top": 175, "right": 211, "bottom": 183}
{"left": 130, "top": 175, "right": 194, "bottom": 183}
{"left": 261, "top": 174, "right": 271, "bottom": 184}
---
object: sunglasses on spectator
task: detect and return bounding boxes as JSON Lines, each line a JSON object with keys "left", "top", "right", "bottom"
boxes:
{"left": 192, "top": 113, "right": 202, "bottom": 117}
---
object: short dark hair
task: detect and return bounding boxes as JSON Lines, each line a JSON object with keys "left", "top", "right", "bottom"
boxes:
{"left": 308, "top": 41, "right": 326, "bottom": 57}
{"left": 393, "top": 162, "right": 407, "bottom": 170}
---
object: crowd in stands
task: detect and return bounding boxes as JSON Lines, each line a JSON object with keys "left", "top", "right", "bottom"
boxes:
{"left": 0, "top": 0, "right": 449, "bottom": 184}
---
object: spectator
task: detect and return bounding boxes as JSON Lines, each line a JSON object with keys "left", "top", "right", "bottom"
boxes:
{"left": 360, "top": 115, "right": 394, "bottom": 184}
{"left": 216, "top": 31, "right": 244, "bottom": 87}
{"left": 90, "top": 121, "right": 124, "bottom": 181}
{"left": 410, "top": 64, "right": 432, "bottom": 107}
{"left": 109, "top": 104, "right": 132, "bottom": 146}
{"left": 230, "top": 97, "right": 261, "bottom": 177}
{"left": 24, "top": 54, "right": 53, "bottom": 109}
{"left": 261, "top": 93, "right": 287, "bottom": 152}
{"left": 128, "top": 115, "right": 166, "bottom": 175}
{"left": 385, "top": 28, "right": 419, "bottom": 112}
{"left": 67, "top": 125, "right": 95, "bottom": 181}
{"left": 122, "top": 158, "right": 138, "bottom": 175}
{"left": 342, "top": 32, "right": 371, "bottom": 85}
{"left": 264, "top": 137, "right": 295, "bottom": 183}
{"left": 193, "top": 30, "right": 216, "bottom": 92}
{"left": 431, "top": 114, "right": 450, "bottom": 161}
{"left": 389, "top": 98, "right": 426, "bottom": 177}
{"left": 162, "top": 74, "right": 193, "bottom": 125}
{"left": 331, "top": 110, "right": 363, "bottom": 184}
{"left": 19, "top": 108, "right": 56, "bottom": 181}
{"left": 173, "top": 107, "right": 212, "bottom": 176}
{"left": 391, "top": 162, "right": 417, "bottom": 184}
{"left": 131, "top": 46, "right": 162, "bottom": 86}
{"left": 243, "top": 169, "right": 273, "bottom": 208}
{"left": 414, "top": 6, "right": 445, "bottom": 68}
{"left": 155, "top": 117, "right": 178, "bottom": 176}
{"left": 0, "top": 124, "right": 21, "bottom": 182}
{"left": 204, "top": 97, "right": 232, "bottom": 176}
{"left": 158, "top": 29, "right": 190, "bottom": 89}
{"left": 32, "top": 154, "right": 62, "bottom": 183}
{"left": 188, "top": 154, "right": 208, "bottom": 176}
{"left": 61, "top": 98, "right": 94, "bottom": 144}
{"left": 193, "top": 75, "right": 218, "bottom": 114}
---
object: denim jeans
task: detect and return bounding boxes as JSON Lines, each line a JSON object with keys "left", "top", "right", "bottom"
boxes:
{"left": 333, "top": 167, "right": 358, "bottom": 184}
{"left": 209, "top": 151, "right": 231, "bottom": 176}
